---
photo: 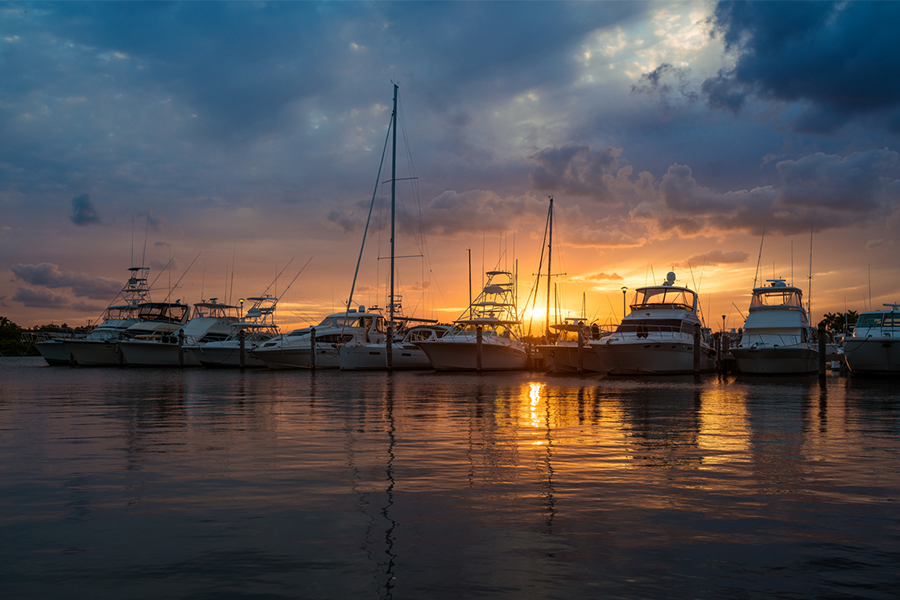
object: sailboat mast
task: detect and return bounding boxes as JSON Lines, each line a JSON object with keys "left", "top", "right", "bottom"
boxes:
{"left": 390, "top": 83, "right": 398, "bottom": 327}
{"left": 545, "top": 196, "right": 553, "bottom": 342}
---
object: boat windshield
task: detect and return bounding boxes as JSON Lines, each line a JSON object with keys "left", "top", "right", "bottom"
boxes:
{"left": 856, "top": 313, "right": 881, "bottom": 328}
{"left": 632, "top": 287, "right": 694, "bottom": 311}
{"left": 138, "top": 303, "right": 188, "bottom": 322}
{"left": 317, "top": 315, "right": 384, "bottom": 331}
{"left": 616, "top": 318, "right": 694, "bottom": 335}
{"left": 750, "top": 289, "right": 803, "bottom": 309}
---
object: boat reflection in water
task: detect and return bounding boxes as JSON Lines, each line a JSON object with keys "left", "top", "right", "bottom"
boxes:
{"left": 2, "top": 360, "right": 899, "bottom": 599}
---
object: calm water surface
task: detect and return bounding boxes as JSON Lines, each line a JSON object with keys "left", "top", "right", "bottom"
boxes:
{"left": 1, "top": 357, "right": 899, "bottom": 599}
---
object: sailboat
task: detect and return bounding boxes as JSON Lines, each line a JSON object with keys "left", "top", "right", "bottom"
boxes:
{"left": 531, "top": 197, "right": 608, "bottom": 373}
{"left": 339, "top": 83, "right": 441, "bottom": 371}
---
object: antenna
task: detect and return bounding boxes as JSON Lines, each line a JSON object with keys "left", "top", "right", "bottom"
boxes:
{"left": 807, "top": 223, "right": 813, "bottom": 319}
{"left": 753, "top": 226, "right": 766, "bottom": 288}
{"left": 141, "top": 214, "right": 150, "bottom": 269}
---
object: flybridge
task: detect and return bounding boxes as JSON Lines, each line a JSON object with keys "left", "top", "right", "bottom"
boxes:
{"left": 750, "top": 279, "right": 804, "bottom": 310}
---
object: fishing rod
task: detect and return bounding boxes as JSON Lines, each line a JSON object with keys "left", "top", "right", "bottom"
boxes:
{"left": 163, "top": 252, "right": 201, "bottom": 303}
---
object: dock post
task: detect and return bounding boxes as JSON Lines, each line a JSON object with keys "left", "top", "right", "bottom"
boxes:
{"left": 239, "top": 329, "right": 246, "bottom": 371}
{"left": 476, "top": 326, "right": 483, "bottom": 372}
{"left": 693, "top": 324, "right": 701, "bottom": 373}
{"left": 818, "top": 322, "right": 827, "bottom": 377}
{"left": 386, "top": 326, "right": 393, "bottom": 371}
{"left": 310, "top": 327, "right": 317, "bottom": 370}
{"left": 577, "top": 331, "right": 584, "bottom": 374}
{"left": 722, "top": 335, "right": 730, "bottom": 373}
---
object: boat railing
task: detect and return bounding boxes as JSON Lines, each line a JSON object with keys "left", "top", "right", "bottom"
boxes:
{"left": 603, "top": 328, "right": 693, "bottom": 342}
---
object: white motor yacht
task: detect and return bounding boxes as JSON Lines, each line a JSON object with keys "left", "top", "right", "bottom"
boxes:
{"left": 189, "top": 296, "right": 281, "bottom": 368}
{"left": 118, "top": 298, "right": 241, "bottom": 367}
{"left": 842, "top": 303, "right": 900, "bottom": 374}
{"left": 537, "top": 319, "right": 609, "bottom": 374}
{"left": 253, "top": 307, "right": 386, "bottom": 369}
{"left": 339, "top": 323, "right": 450, "bottom": 371}
{"left": 417, "top": 271, "right": 528, "bottom": 371}
{"left": 590, "top": 272, "right": 716, "bottom": 375}
{"left": 730, "top": 279, "right": 818, "bottom": 374}
{"left": 64, "top": 301, "right": 189, "bottom": 366}
{"left": 32, "top": 266, "right": 151, "bottom": 366}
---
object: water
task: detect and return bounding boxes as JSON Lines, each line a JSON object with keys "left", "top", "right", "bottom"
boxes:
{"left": 1, "top": 357, "right": 899, "bottom": 599}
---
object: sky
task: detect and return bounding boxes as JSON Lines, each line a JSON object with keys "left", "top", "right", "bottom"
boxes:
{"left": 2, "top": 0, "right": 899, "bottom": 333}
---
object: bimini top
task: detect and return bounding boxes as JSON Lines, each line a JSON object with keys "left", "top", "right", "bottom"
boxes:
{"left": 749, "top": 279, "right": 804, "bottom": 311}
{"left": 631, "top": 273, "right": 698, "bottom": 312}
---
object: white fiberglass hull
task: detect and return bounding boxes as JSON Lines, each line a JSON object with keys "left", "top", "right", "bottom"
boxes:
{"left": 417, "top": 338, "right": 528, "bottom": 371}
{"left": 591, "top": 338, "right": 715, "bottom": 375}
{"left": 63, "top": 339, "right": 124, "bottom": 366}
{"left": 339, "top": 343, "right": 432, "bottom": 370}
{"left": 118, "top": 339, "right": 201, "bottom": 367}
{"left": 537, "top": 343, "right": 605, "bottom": 374}
{"left": 843, "top": 337, "right": 900, "bottom": 374}
{"left": 731, "top": 345, "right": 818, "bottom": 374}
{"left": 188, "top": 343, "right": 267, "bottom": 368}
{"left": 34, "top": 340, "right": 72, "bottom": 366}
{"left": 253, "top": 344, "right": 342, "bottom": 369}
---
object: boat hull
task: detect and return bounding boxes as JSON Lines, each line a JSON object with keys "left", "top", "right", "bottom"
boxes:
{"left": 843, "top": 338, "right": 900, "bottom": 374}
{"left": 63, "top": 339, "right": 124, "bottom": 367}
{"left": 417, "top": 339, "right": 528, "bottom": 371}
{"left": 118, "top": 339, "right": 201, "bottom": 367}
{"left": 537, "top": 344, "right": 605, "bottom": 374}
{"left": 188, "top": 343, "right": 267, "bottom": 368}
{"left": 253, "top": 345, "right": 342, "bottom": 369}
{"left": 339, "top": 343, "right": 433, "bottom": 370}
{"left": 731, "top": 346, "right": 818, "bottom": 374}
{"left": 34, "top": 340, "right": 73, "bottom": 366}
{"left": 591, "top": 338, "right": 715, "bottom": 375}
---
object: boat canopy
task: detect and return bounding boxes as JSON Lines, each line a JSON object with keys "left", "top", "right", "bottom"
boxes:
{"left": 750, "top": 280, "right": 803, "bottom": 310}
{"left": 631, "top": 286, "right": 696, "bottom": 311}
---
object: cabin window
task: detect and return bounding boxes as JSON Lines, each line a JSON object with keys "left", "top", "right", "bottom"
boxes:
{"left": 857, "top": 314, "right": 883, "bottom": 328}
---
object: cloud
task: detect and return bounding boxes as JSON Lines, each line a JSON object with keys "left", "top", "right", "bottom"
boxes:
{"left": 12, "top": 287, "right": 69, "bottom": 308}
{"left": 327, "top": 190, "right": 548, "bottom": 238}
{"left": 631, "top": 63, "right": 698, "bottom": 116}
{"left": 704, "top": 1, "right": 900, "bottom": 132}
{"left": 528, "top": 144, "right": 624, "bottom": 202}
{"left": 70, "top": 193, "right": 101, "bottom": 225}
{"left": 70, "top": 301, "right": 106, "bottom": 313}
{"left": 865, "top": 239, "right": 894, "bottom": 250}
{"left": 584, "top": 272, "right": 624, "bottom": 282}
{"left": 677, "top": 249, "right": 749, "bottom": 268}
{"left": 632, "top": 150, "right": 900, "bottom": 236}
{"left": 10, "top": 263, "right": 122, "bottom": 299}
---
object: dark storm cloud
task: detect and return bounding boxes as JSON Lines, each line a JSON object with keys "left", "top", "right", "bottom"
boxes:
{"left": 529, "top": 144, "right": 624, "bottom": 202}
{"left": 705, "top": 1, "right": 900, "bottom": 132}
{"left": 70, "top": 193, "right": 101, "bottom": 225}
{"left": 12, "top": 287, "right": 69, "bottom": 308}
{"left": 32, "top": 2, "right": 649, "bottom": 143}
{"left": 10, "top": 263, "right": 122, "bottom": 299}
{"left": 633, "top": 149, "right": 900, "bottom": 236}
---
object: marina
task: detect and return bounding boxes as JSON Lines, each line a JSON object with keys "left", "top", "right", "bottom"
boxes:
{"left": 1, "top": 357, "right": 899, "bottom": 598}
